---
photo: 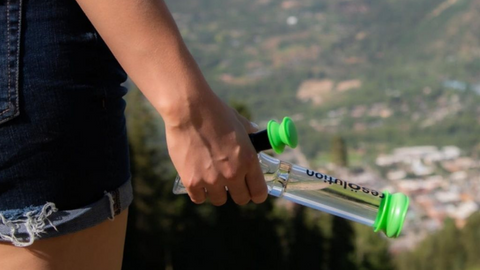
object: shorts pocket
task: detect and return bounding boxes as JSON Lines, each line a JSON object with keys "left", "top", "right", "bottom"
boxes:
{"left": 0, "top": 0, "right": 22, "bottom": 125}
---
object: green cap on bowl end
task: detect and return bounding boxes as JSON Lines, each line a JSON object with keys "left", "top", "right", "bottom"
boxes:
{"left": 373, "top": 191, "right": 409, "bottom": 238}
{"left": 267, "top": 117, "right": 298, "bottom": 154}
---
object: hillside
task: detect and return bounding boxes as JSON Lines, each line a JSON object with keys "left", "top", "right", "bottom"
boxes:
{"left": 165, "top": 0, "right": 480, "bottom": 160}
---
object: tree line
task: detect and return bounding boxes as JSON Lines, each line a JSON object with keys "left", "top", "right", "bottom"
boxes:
{"left": 121, "top": 87, "right": 393, "bottom": 270}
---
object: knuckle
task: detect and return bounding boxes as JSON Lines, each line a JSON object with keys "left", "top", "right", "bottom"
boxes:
{"left": 184, "top": 182, "right": 194, "bottom": 189}
{"left": 223, "top": 167, "right": 238, "bottom": 180}
{"left": 184, "top": 177, "right": 201, "bottom": 189}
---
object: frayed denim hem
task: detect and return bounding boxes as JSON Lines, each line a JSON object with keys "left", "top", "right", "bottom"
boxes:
{"left": 0, "top": 178, "right": 132, "bottom": 247}
{"left": 0, "top": 203, "right": 58, "bottom": 247}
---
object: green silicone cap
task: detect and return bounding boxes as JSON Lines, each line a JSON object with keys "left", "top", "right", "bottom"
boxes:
{"left": 373, "top": 191, "right": 409, "bottom": 238}
{"left": 267, "top": 117, "right": 298, "bottom": 154}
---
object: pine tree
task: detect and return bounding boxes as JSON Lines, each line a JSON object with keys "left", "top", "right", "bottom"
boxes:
{"left": 331, "top": 135, "right": 348, "bottom": 168}
{"left": 288, "top": 206, "right": 325, "bottom": 270}
{"left": 327, "top": 135, "right": 356, "bottom": 270}
{"left": 328, "top": 217, "right": 356, "bottom": 270}
{"left": 435, "top": 218, "right": 466, "bottom": 270}
{"left": 122, "top": 87, "right": 179, "bottom": 269}
{"left": 462, "top": 212, "right": 480, "bottom": 269}
{"left": 398, "top": 218, "right": 466, "bottom": 270}
{"left": 353, "top": 223, "right": 394, "bottom": 270}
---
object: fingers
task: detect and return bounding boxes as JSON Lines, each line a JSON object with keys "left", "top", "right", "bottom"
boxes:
{"left": 184, "top": 179, "right": 228, "bottom": 206}
{"left": 226, "top": 177, "right": 251, "bottom": 205}
{"left": 205, "top": 184, "right": 228, "bottom": 206}
{"left": 186, "top": 186, "right": 207, "bottom": 204}
{"left": 245, "top": 158, "right": 268, "bottom": 204}
{"left": 184, "top": 175, "right": 229, "bottom": 206}
{"left": 185, "top": 172, "right": 260, "bottom": 206}
{"left": 186, "top": 171, "right": 266, "bottom": 206}
{"left": 179, "top": 107, "right": 267, "bottom": 207}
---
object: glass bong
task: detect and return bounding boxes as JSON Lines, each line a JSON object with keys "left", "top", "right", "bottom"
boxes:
{"left": 173, "top": 117, "right": 409, "bottom": 238}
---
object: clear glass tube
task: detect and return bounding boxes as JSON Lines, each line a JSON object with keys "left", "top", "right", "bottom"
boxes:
{"left": 173, "top": 152, "right": 385, "bottom": 227}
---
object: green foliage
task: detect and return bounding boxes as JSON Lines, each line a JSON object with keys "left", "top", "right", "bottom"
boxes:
{"left": 123, "top": 0, "right": 480, "bottom": 268}
{"left": 124, "top": 94, "right": 343, "bottom": 270}
{"left": 462, "top": 212, "right": 480, "bottom": 268}
{"left": 331, "top": 136, "right": 348, "bottom": 167}
{"left": 327, "top": 217, "right": 356, "bottom": 270}
{"left": 229, "top": 99, "right": 252, "bottom": 120}
{"left": 165, "top": 0, "right": 480, "bottom": 160}
{"left": 122, "top": 91, "right": 395, "bottom": 270}
{"left": 288, "top": 206, "right": 325, "bottom": 270}
{"left": 353, "top": 223, "right": 395, "bottom": 270}
{"left": 123, "top": 87, "right": 178, "bottom": 269}
{"left": 434, "top": 219, "right": 466, "bottom": 270}
{"left": 395, "top": 214, "right": 480, "bottom": 270}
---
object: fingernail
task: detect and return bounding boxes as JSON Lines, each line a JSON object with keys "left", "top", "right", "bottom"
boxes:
{"left": 250, "top": 122, "right": 259, "bottom": 130}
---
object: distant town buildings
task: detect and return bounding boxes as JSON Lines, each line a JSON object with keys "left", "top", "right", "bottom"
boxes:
{"left": 295, "top": 145, "right": 480, "bottom": 251}
{"left": 372, "top": 145, "right": 479, "bottom": 251}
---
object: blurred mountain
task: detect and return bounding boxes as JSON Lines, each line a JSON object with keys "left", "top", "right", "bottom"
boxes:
{"left": 165, "top": 0, "right": 480, "bottom": 159}
{"left": 123, "top": 2, "right": 480, "bottom": 268}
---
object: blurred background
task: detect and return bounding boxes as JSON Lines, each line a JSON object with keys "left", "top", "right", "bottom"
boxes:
{"left": 121, "top": 0, "right": 480, "bottom": 269}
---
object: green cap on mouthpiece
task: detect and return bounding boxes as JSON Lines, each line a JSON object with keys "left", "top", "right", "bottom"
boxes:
{"left": 267, "top": 117, "right": 298, "bottom": 154}
{"left": 373, "top": 191, "right": 409, "bottom": 238}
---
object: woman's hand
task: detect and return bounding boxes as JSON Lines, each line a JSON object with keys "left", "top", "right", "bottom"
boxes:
{"left": 165, "top": 94, "right": 267, "bottom": 206}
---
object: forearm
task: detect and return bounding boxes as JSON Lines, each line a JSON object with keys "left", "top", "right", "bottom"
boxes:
{"left": 76, "top": 0, "right": 215, "bottom": 125}
{"left": 76, "top": 0, "right": 268, "bottom": 205}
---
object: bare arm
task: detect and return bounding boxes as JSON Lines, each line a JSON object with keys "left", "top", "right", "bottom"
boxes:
{"left": 75, "top": 0, "right": 267, "bottom": 205}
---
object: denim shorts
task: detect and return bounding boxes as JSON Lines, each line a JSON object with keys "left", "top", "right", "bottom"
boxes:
{"left": 0, "top": 0, "right": 133, "bottom": 246}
